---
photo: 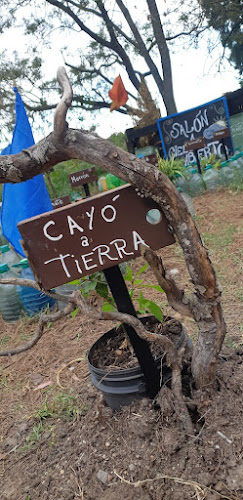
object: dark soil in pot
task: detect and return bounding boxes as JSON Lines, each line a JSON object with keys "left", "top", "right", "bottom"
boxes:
{"left": 90, "top": 315, "right": 187, "bottom": 370}
{"left": 88, "top": 316, "right": 190, "bottom": 410}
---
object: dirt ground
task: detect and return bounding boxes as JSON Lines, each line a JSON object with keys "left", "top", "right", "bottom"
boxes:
{"left": 0, "top": 188, "right": 243, "bottom": 500}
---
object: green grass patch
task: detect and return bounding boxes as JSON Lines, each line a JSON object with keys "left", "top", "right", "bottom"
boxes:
{"left": 0, "top": 335, "right": 10, "bottom": 347}
{"left": 34, "top": 387, "right": 88, "bottom": 422}
{"left": 24, "top": 421, "right": 44, "bottom": 450}
{"left": 0, "top": 374, "right": 9, "bottom": 388}
{"left": 224, "top": 335, "right": 238, "bottom": 349}
{"left": 203, "top": 223, "right": 236, "bottom": 254}
{"left": 232, "top": 250, "right": 243, "bottom": 273}
{"left": 235, "top": 287, "right": 243, "bottom": 302}
{"left": 227, "top": 177, "right": 243, "bottom": 193}
{"left": 22, "top": 388, "right": 88, "bottom": 451}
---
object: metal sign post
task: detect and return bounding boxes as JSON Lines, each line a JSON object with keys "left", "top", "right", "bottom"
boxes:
{"left": 68, "top": 167, "right": 97, "bottom": 198}
{"left": 184, "top": 137, "right": 206, "bottom": 174}
{"left": 213, "top": 128, "right": 231, "bottom": 161}
{"left": 104, "top": 265, "right": 161, "bottom": 398}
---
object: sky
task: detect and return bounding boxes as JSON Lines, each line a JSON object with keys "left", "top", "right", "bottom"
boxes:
{"left": 94, "top": 45, "right": 240, "bottom": 138}
{"left": 43, "top": 33, "right": 240, "bottom": 140}
{"left": 0, "top": 5, "right": 241, "bottom": 143}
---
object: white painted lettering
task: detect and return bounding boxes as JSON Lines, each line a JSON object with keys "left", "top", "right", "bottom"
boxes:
{"left": 43, "top": 220, "right": 63, "bottom": 241}
{"left": 44, "top": 253, "right": 71, "bottom": 277}
{"left": 200, "top": 109, "right": 209, "bottom": 128}
{"left": 132, "top": 231, "right": 149, "bottom": 251}
{"left": 74, "top": 258, "right": 83, "bottom": 274}
{"left": 81, "top": 252, "right": 97, "bottom": 271}
{"left": 110, "top": 238, "right": 134, "bottom": 259}
{"left": 67, "top": 215, "right": 84, "bottom": 235}
{"left": 92, "top": 244, "right": 118, "bottom": 265}
{"left": 86, "top": 206, "right": 95, "bottom": 230}
{"left": 193, "top": 111, "right": 203, "bottom": 133}
{"left": 170, "top": 123, "right": 181, "bottom": 139}
{"left": 71, "top": 173, "right": 89, "bottom": 183}
{"left": 101, "top": 204, "right": 117, "bottom": 223}
{"left": 81, "top": 236, "right": 90, "bottom": 247}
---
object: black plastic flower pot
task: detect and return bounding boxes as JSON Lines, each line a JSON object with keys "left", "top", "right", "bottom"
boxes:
{"left": 88, "top": 316, "right": 188, "bottom": 411}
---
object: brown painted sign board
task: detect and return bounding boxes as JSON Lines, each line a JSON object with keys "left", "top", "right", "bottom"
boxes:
{"left": 184, "top": 137, "right": 206, "bottom": 151}
{"left": 52, "top": 196, "right": 71, "bottom": 209}
{"left": 68, "top": 167, "right": 97, "bottom": 187}
{"left": 18, "top": 184, "right": 175, "bottom": 290}
{"left": 213, "top": 128, "right": 231, "bottom": 140}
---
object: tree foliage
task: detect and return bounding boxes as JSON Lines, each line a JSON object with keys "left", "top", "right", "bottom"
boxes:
{"left": 200, "top": 0, "right": 243, "bottom": 74}
{"left": 0, "top": 0, "right": 208, "bottom": 137}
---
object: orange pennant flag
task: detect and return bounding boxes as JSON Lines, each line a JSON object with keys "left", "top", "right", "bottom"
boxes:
{"left": 109, "top": 75, "right": 128, "bottom": 111}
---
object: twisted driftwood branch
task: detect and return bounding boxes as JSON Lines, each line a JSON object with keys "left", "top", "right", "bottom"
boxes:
{"left": 0, "top": 302, "right": 74, "bottom": 356}
{"left": 54, "top": 66, "right": 73, "bottom": 142}
{"left": 0, "top": 67, "right": 227, "bottom": 390}
{"left": 0, "top": 276, "right": 73, "bottom": 303}
{"left": 142, "top": 246, "right": 193, "bottom": 318}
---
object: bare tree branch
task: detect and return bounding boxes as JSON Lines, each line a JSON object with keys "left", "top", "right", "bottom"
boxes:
{"left": 46, "top": 0, "right": 114, "bottom": 51}
{"left": 115, "top": 0, "right": 166, "bottom": 98}
{"left": 146, "top": 0, "right": 177, "bottom": 113}
{"left": 65, "top": 61, "right": 138, "bottom": 100}
{"left": 96, "top": 0, "right": 141, "bottom": 91}
{"left": 0, "top": 303, "right": 74, "bottom": 356}
{"left": 64, "top": 0, "right": 139, "bottom": 48}
{"left": 166, "top": 26, "right": 208, "bottom": 41}
{"left": 54, "top": 67, "right": 73, "bottom": 142}
{"left": 142, "top": 246, "right": 194, "bottom": 318}
{"left": 0, "top": 276, "right": 74, "bottom": 304}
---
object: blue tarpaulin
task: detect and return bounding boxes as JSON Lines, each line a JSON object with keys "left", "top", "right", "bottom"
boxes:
{"left": 0, "top": 87, "right": 53, "bottom": 256}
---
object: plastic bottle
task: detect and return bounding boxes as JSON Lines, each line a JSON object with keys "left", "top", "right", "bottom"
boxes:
{"left": 234, "top": 159, "right": 243, "bottom": 181}
{"left": 174, "top": 175, "right": 188, "bottom": 192}
{"left": 177, "top": 188, "right": 195, "bottom": 217}
{"left": 0, "top": 224, "right": 8, "bottom": 246}
{"left": 0, "top": 263, "right": 23, "bottom": 322}
{"left": 55, "top": 282, "right": 81, "bottom": 310}
{"left": 0, "top": 245, "right": 21, "bottom": 274}
{"left": 231, "top": 154, "right": 243, "bottom": 181}
{"left": 105, "top": 174, "right": 126, "bottom": 190}
{"left": 219, "top": 164, "right": 235, "bottom": 186}
{"left": 13, "top": 259, "right": 56, "bottom": 316}
{"left": 186, "top": 170, "right": 205, "bottom": 197}
{"left": 234, "top": 151, "right": 243, "bottom": 173}
{"left": 203, "top": 166, "right": 221, "bottom": 191}
{"left": 185, "top": 162, "right": 197, "bottom": 175}
{"left": 97, "top": 176, "right": 108, "bottom": 192}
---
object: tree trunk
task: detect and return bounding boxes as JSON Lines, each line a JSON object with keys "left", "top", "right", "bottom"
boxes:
{"left": 146, "top": 0, "right": 177, "bottom": 115}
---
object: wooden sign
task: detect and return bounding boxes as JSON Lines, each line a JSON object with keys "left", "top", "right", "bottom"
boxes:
{"left": 69, "top": 167, "right": 96, "bottom": 187}
{"left": 18, "top": 184, "right": 175, "bottom": 290}
{"left": 184, "top": 137, "right": 205, "bottom": 151}
{"left": 52, "top": 196, "right": 71, "bottom": 209}
{"left": 213, "top": 128, "right": 231, "bottom": 140}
